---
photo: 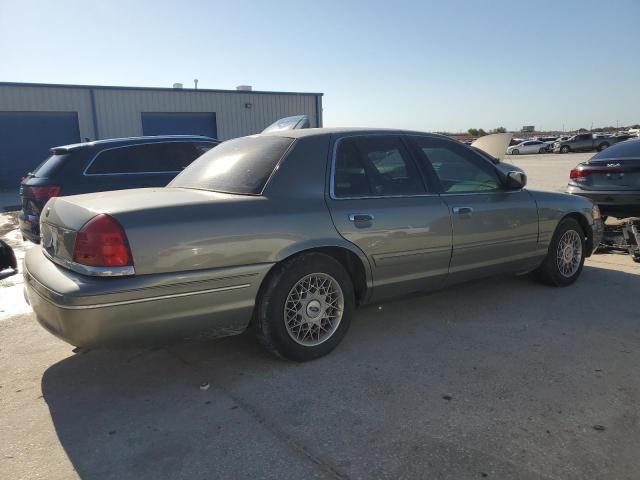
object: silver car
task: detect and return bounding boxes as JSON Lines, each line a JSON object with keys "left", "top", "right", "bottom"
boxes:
{"left": 24, "top": 129, "right": 603, "bottom": 361}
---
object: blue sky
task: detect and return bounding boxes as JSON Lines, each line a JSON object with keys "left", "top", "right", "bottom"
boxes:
{"left": 1, "top": 0, "right": 638, "bottom": 132}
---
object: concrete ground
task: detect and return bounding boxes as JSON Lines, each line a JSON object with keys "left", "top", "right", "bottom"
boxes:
{"left": 2, "top": 152, "right": 639, "bottom": 480}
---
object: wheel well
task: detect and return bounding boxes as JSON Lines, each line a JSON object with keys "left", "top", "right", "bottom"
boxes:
{"left": 563, "top": 213, "right": 593, "bottom": 256}
{"left": 260, "top": 247, "right": 368, "bottom": 306}
{"left": 306, "top": 247, "right": 368, "bottom": 304}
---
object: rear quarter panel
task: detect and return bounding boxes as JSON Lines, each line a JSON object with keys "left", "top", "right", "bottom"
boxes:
{"left": 527, "top": 189, "right": 595, "bottom": 246}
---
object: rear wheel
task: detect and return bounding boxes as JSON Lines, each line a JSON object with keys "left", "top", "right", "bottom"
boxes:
{"left": 534, "top": 218, "right": 586, "bottom": 286}
{"left": 539, "top": 147, "right": 547, "bottom": 153}
{"left": 511, "top": 149, "right": 519, "bottom": 155}
{"left": 255, "top": 253, "right": 354, "bottom": 361}
{"left": 560, "top": 146, "right": 570, "bottom": 153}
{"left": 597, "top": 143, "right": 610, "bottom": 151}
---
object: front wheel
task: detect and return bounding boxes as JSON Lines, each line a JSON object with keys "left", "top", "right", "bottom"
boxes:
{"left": 539, "top": 147, "right": 547, "bottom": 153}
{"left": 534, "top": 218, "right": 586, "bottom": 286}
{"left": 255, "top": 253, "right": 355, "bottom": 361}
{"left": 560, "top": 146, "right": 570, "bottom": 153}
{"left": 597, "top": 143, "right": 610, "bottom": 151}
{"left": 511, "top": 149, "right": 519, "bottom": 155}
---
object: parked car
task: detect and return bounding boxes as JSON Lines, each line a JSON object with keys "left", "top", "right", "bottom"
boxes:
{"left": 506, "top": 140, "right": 549, "bottom": 155}
{"left": 552, "top": 133, "right": 616, "bottom": 153}
{"left": 567, "top": 138, "right": 640, "bottom": 218}
{"left": 24, "top": 129, "right": 603, "bottom": 361}
{"left": 18, "top": 135, "right": 219, "bottom": 243}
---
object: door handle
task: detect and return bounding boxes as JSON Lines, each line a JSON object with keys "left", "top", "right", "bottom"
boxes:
{"left": 452, "top": 206, "right": 473, "bottom": 216}
{"left": 349, "top": 213, "right": 374, "bottom": 222}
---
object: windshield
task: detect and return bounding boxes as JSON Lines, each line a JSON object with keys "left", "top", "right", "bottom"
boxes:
{"left": 169, "top": 135, "right": 294, "bottom": 194}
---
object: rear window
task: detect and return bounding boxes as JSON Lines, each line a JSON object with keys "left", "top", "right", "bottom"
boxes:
{"left": 86, "top": 142, "right": 211, "bottom": 175}
{"left": 592, "top": 139, "right": 640, "bottom": 160}
{"left": 32, "top": 154, "right": 69, "bottom": 178}
{"left": 169, "top": 135, "right": 294, "bottom": 194}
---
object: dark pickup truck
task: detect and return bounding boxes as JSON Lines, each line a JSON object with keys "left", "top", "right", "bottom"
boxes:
{"left": 552, "top": 134, "right": 619, "bottom": 153}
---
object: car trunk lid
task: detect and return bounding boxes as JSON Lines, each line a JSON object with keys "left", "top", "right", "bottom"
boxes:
{"left": 570, "top": 159, "right": 640, "bottom": 190}
{"left": 39, "top": 187, "right": 252, "bottom": 270}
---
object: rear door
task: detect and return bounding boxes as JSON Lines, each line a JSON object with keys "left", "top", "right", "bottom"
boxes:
{"left": 80, "top": 141, "right": 213, "bottom": 193}
{"left": 326, "top": 134, "right": 452, "bottom": 300}
{"left": 408, "top": 136, "right": 539, "bottom": 282}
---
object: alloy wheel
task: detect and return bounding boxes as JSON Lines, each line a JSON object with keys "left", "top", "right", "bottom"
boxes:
{"left": 556, "top": 230, "right": 582, "bottom": 278}
{"left": 284, "top": 273, "right": 344, "bottom": 346}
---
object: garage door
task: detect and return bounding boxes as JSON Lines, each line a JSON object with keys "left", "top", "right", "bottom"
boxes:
{"left": 141, "top": 112, "right": 218, "bottom": 139}
{"left": 0, "top": 111, "right": 80, "bottom": 190}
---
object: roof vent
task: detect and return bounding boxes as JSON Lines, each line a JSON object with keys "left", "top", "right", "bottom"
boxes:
{"left": 236, "top": 85, "right": 252, "bottom": 91}
{"left": 173, "top": 82, "right": 183, "bottom": 89}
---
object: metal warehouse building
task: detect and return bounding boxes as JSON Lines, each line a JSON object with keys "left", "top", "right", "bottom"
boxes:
{"left": 0, "top": 82, "right": 323, "bottom": 189}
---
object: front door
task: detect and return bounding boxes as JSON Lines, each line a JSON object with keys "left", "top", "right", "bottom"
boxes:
{"left": 326, "top": 134, "right": 452, "bottom": 301}
{"left": 407, "top": 136, "right": 540, "bottom": 283}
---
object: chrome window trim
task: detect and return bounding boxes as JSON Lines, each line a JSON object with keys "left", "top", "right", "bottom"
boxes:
{"left": 43, "top": 248, "right": 136, "bottom": 277}
{"left": 82, "top": 140, "right": 217, "bottom": 177}
{"left": 329, "top": 133, "right": 517, "bottom": 200}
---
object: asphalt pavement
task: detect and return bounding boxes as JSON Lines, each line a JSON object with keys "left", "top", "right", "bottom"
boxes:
{"left": 2, "top": 152, "right": 639, "bottom": 480}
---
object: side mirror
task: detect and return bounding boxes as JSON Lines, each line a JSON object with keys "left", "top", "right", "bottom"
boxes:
{"left": 505, "top": 170, "right": 527, "bottom": 189}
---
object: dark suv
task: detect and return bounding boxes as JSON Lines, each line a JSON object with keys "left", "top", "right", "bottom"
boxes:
{"left": 18, "top": 135, "right": 219, "bottom": 242}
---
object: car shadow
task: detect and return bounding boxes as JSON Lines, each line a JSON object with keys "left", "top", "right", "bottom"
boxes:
{"left": 41, "top": 263, "right": 640, "bottom": 479}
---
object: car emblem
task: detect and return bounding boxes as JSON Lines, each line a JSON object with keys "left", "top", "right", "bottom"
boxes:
{"left": 607, "top": 163, "right": 621, "bottom": 167}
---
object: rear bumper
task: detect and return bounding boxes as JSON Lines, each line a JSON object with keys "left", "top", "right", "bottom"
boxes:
{"left": 23, "top": 247, "right": 272, "bottom": 347}
{"left": 17, "top": 209, "right": 41, "bottom": 243}
{"left": 566, "top": 187, "right": 640, "bottom": 218}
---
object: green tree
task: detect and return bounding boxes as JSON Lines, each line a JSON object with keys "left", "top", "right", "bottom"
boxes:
{"left": 478, "top": 128, "right": 488, "bottom": 137}
{"left": 578, "top": 128, "right": 588, "bottom": 132}
{"left": 490, "top": 127, "right": 507, "bottom": 133}
{"left": 468, "top": 128, "right": 479, "bottom": 136}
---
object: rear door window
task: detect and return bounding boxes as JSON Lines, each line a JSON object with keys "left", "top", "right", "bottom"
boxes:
{"left": 333, "top": 136, "right": 426, "bottom": 198}
{"left": 86, "top": 142, "right": 206, "bottom": 175}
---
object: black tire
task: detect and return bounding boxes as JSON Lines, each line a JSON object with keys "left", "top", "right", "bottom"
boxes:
{"left": 511, "top": 149, "right": 519, "bottom": 155}
{"left": 597, "top": 143, "right": 609, "bottom": 152}
{"left": 560, "top": 146, "right": 570, "bottom": 153}
{"left": 255, "top": 252, "right": 355, "bottom": 361}
{"left": 539, "top": 147, "right": 547, "bottom": 153}
{"left": 534, "top": 218, "right": 586, "bottom": 286}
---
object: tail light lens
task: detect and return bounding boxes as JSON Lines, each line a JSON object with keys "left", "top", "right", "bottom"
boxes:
{"left": 73, "top": 214, "right": 133, "bottom": 267}
{"left": 22, "top": 185, "right": 61, "bottom": 201}
{"left": 569, "top": 168, "right": 590, "bottom": 183}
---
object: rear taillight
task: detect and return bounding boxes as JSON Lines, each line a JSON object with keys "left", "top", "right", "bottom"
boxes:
{"left": 569, "top": 168, "right": 590, "bottom": 182}
{"left": 73, "top": 214, "right": 133, "bottom": 267}
{"left": 22, "top": 185, "right": 61, "bottom": 201}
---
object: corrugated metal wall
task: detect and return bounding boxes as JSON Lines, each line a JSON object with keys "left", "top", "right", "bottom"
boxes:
{"left": 0, "top": 85, "right": 96, "bottom": 139}
{"left": 0, "top": 83, "right": 322, "bottom": 141}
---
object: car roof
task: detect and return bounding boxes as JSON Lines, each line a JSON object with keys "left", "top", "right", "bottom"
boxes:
{"left": 260, "top": 127, "right": 445, "bottom": 140}
{"left": 51, "top": 135, "right": 219, "bottom": 153}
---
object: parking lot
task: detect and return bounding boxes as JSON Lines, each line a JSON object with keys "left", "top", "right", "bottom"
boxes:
{"left": 1, "top": 152, "right": 639, "bottom": 480}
